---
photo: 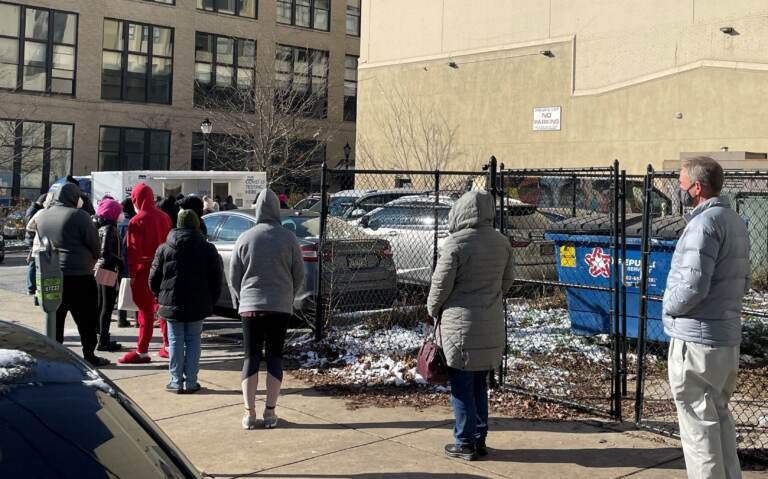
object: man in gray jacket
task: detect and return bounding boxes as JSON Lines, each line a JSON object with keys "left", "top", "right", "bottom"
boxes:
{"left": 663, "top": 156, "right": 750, "bottom": 479}
{"left": 34, "top": 182, "right": 109, "bottom": 367}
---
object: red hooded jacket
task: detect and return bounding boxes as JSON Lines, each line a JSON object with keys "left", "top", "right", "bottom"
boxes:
{"left": 127, "top": 183, "right": 172, "bottom": 309}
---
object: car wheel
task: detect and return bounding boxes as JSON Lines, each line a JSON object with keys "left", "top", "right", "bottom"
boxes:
{"left": 0, "top": 253, "right": 4, "bottom": 264}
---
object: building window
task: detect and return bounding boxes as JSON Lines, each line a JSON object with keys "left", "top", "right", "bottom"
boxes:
{"left": 344, "top": 55, "right": 357, "bottom": 121}
{"left": 194, "top": 32, "right": 255, "bottom": 105}
{"left": 273, "top": 139, "right": 325, "bottom": 192}
{"left": 276, "top": 0, "right": 329, "bottom": 31}
{"left": 101, "top": 19, "right": 173, "bottom": 104}
{"left": 345, "top": 0, "right": 360, "bottom": 36}
{"left": 274, "top": 44, "right": 328, "bottom": 118}
{"left": 0, "top": 119, "right": 73, "bottom": 204}
{"left": 0, "top": 3, "right": 78, "bottom": 95}
{"left": 99, "top": 126, "right": 170, "bottom": 171}
{"left": 191, "top": 132, "right": 252, "bottom": 171}
{"left": 144, "top": 0, "right": 174, "bottom": 4}
{"left": 197, "top": 0, "right": 257, "bottom": 18}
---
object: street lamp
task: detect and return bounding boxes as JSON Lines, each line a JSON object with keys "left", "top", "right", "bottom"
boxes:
{"left": 342, "top": 142, "right": 351, "bottom": 167}
{"left": 200, "top": 118, "right": 212, "bottom": 171}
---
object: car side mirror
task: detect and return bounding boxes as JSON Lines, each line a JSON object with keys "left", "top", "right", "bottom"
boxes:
{"left": 359, "top": 216, "right": 369, "bottom": 228}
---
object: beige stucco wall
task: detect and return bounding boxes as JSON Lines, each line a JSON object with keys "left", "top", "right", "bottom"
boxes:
{"left": 356, "top": 0, "right": 768, "bottom": 173}
{"left": 0, "top": 0, "right": 358, "bottom": 179}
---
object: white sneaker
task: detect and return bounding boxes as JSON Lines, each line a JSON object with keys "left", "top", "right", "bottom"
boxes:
{"left": 263, "top": 409, "right": 278, "bottom": 429}
{"left": 242, "top": 415, "right": 257, "bottom": 430}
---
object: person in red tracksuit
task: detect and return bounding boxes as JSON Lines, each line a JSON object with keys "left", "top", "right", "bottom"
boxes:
{"left": 118, "top": 183, "right": 173, "bottom": 364}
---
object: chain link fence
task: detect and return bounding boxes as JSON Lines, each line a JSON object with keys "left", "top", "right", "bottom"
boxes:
{"left": 634, "top": 169, "right": 768, "bottom": 461}
{"left": 496, "top": 165, "right": 623, "bottom": 417}
{"left": 306, "top": 161, "right": 767, "bottom": 459}
{"left": 313, "top": 168, "right": 488, "bottom": 336}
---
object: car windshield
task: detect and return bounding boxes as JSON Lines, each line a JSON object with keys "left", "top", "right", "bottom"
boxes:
{"left": 327, "top": 196, "right": 358, "bottom": 217}
{"left": 281, "top": 216, "right": 370, "bottom": 239}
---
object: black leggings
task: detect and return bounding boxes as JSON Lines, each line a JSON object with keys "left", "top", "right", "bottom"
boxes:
{"left": 55, "top": 275, "right": 98, "bottom": 358}
{"left": 97, "top": 283, "right": 118, "bottom": 343}
{"left": 241, "top": 314, "right": 290, "bottom": 381}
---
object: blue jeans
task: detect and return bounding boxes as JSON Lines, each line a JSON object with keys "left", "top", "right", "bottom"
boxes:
{"left": 448, "top": 367, "right": 489, "bottom": 447}
{"left": 26, "top": 258, "right": 36, "bottom": 294}
{"left": 166, "top": 320, "right": 203, "bottom": 388}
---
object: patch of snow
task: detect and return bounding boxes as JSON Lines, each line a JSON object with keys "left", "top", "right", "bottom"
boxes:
{"left": 82, "top": 378, "right": 114, "bottom": 394}
{"left": 0, "top": 349, "right": 36, "bottom": 382}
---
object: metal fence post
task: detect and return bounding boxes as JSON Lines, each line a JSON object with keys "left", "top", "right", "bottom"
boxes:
{"left": 498, "top": 165, "right": 507, "bottom": 386}
{"left": 634, "top": 164, "right": 654, "bottom": 424}
{"left": 489, "top": 156, "right": 498, "bottom": 229}
{"left": 620, "top": 169, "right": 628, "bottom": 397}
{"left": 611, "top": 160, "right": 622, "bottom": 420}
{"left": 432, "top": 170, "right": 441, "bottom": 273}
{"left": 315, "top": 162, "right": 329, "bottom": 342}
{"left": 571, "top": 172, "right": 577, "bottom": 217}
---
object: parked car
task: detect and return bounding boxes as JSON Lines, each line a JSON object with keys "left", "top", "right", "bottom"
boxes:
{"left": 292, "top": 195, "right": 321, "bottom": 210}
{"left": 358, "top": 194, "right": 557, "bottom": 286}
{"left": 0, "top": 320, "right": 203, "bottom": 478}
{"left": 310, "top": 189, "right": 429, "bottom": 222}
{"left": 1, "top": 209, "right": 26, "bottom": 239}
{"left": 202, "top": 210, "right": 398, "bottom": 324}
{"left": 358, "top": 197, "right": 450, "bottom": 286}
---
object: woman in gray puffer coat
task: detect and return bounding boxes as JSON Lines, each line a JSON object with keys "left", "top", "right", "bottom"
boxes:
{"left": 427, "top": 190, "right": 515, "bottom": 461}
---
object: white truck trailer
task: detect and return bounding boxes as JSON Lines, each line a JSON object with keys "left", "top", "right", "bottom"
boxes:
{"left": 91, "top": 170, "right": 267, "bottom": 208}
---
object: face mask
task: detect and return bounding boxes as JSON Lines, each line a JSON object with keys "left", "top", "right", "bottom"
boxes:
{"left": 679, "top": 184, "right": 696, "bottom": 207}
{"left": 76, "top": 197, "right": 84, "bottom": 209}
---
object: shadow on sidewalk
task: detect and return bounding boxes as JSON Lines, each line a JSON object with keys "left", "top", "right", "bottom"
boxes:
{"left": 210, "top": 473, "right": 495, "bottom": 478}
{"left": 485, "top": 447, "right": 683, "bottom": 469}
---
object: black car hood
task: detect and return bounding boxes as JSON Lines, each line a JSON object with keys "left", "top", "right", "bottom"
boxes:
{"left": 0, "top": 322, "right": 199, "bottom": 478}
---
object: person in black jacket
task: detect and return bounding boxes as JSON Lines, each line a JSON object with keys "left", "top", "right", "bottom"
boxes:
{"left": 34, "top": 183, "right": 108, "bottom": 367}
{"left": 159, "top": 194, "right": 180, "bottom": 226}
{"left": 150, "top": 209, "right": 223, "bottom": 393}
{"left": 117, "top": 198, "right": 136, "bottom": 328}
{"left": 94, "top": 197, "right": 124, "bottom": 352}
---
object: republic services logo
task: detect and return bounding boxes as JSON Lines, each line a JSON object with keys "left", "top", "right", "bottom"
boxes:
{"left": 585, "top": 247, "right": 611, "bottom": 278}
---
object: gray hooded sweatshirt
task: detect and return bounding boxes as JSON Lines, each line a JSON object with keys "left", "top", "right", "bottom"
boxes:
{"left": 228, "top": 189, "right": 305, "bottom": 315}
{"left": 427, "top": 190, "right": 515, "bottom": 371}
{"left": 33, "top": 182, "right": 100, "bottom": 276}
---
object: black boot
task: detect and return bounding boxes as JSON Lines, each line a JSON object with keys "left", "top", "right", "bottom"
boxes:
{"left": 444, "top": 444, "right": 477, "bottom": 461}
{"left": 97, "top": 334, "right": 122, "bottom": 352}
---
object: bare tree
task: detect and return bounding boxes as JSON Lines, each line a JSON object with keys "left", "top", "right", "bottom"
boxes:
{"left": 195, "top": 67, "right": 334, "bottom": 187}
{"left": 357, "top": 79, "right": 464, "bottom": 172}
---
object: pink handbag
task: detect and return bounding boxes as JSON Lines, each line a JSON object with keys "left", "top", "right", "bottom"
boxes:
{"left": 94, "top": 266, "right": 119, "bottom": 287}
{"left": 94, "top": 229, "right": 120, "bottom": 287}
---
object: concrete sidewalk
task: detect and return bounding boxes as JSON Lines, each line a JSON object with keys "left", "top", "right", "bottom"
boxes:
{"left": 0, "top": 289, "right": 763, "bottom": 478}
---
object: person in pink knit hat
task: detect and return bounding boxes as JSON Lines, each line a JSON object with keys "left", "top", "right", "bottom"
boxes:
{"left": 94, "top": 196, "right": 125, "bottom": 351}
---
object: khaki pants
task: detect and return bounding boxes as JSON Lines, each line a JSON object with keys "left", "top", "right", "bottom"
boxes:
{"left": 668, "top": 337, "right": 741, "bottom": 479}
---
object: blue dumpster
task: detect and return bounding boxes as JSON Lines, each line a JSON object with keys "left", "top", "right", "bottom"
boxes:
{"left": 545, "top": 214, "right": 686, "bottom": 342}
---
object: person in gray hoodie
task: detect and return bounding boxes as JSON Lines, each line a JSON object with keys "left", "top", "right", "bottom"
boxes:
{"left": 229, "top": 189, "right": 304, "bottom": 430}
{"left": 33, "top": 182, "right": 109, "bottom": 367}
{"left": 663, "top": 156, "right": 750, "bottom": 479}
{"left": 427, "top": 190, "right": 515, "bottom": 461}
